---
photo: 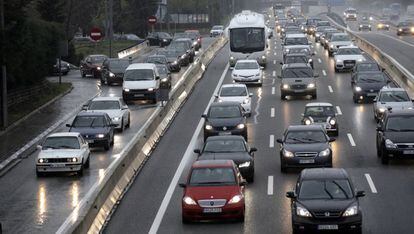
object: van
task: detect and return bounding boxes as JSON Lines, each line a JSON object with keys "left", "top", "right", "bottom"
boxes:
{"left": 122, "top": 63, "right": 160, "bottom": 104}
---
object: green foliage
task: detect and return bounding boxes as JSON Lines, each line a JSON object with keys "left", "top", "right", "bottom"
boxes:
{"left": 36, "top": 0, "right": 65, "bottom": 23}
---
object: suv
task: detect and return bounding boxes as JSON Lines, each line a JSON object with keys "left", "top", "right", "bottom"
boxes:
{"left": 80, "top": 54, "right": 108, "bottom": 78}
{"left": 376, "top": 109, "right": 414, "bottom": 164}
{"left": 373, "top": 87, "right": 413, "bottom": 121}
{"left": 168, "top": 38, "right": 195, "bottom": 65}
{"left": 327, "top": 33, "right": 353, "bottom": 56}
{"left": 122, "top": 63, "right": 160, "bottom": 104}
{"left": 334, "top": 46, "right": 366, "bottom": 72}
{"left": 279, "top": 63, "right": 318, "bottom": 100}
{"left": 101, "top": 58, "right": 130, "bottom": 85}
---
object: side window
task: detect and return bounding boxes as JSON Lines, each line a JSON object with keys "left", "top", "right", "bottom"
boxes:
{"left": 79, "top": 136, "right": 86, "bottom": 145}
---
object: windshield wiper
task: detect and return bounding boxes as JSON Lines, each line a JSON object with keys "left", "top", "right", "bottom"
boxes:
{"left": 59, "top": 145, "right": 76, "bottom": 149}
{"left": 396, "top": 129, "right": 414, "bottom": 132}
{"left": 89, "top": 118, "right": 96, "bottom": 127}
{"left": 324, "top": 182, "right": 334, "bottom": 199}
{"left": 386, "top": 128, "right": 401, "bottom": 132}
{"left": 286, "top": 137, "right": 307, "bottom": 143}
{"left": 300, "top": 138, "right": 323, "bottom": 143}
{"left": 332, "top": 181, "right": 349, "bottom": 199}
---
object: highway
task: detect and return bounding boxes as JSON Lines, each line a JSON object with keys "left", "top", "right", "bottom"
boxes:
{"left": 103, "top": 27, "right": 414, "bottom": 233}
{"left": 0, "top": 38, "right": 216, "bottom": 233}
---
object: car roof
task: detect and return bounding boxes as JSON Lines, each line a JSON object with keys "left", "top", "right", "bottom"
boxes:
{"left": 301, "top": 168, "right": 349, "bottom": 180}
{"left": 192, "top": 160, "right": 235, "bottom": 168}
{"left": 126, "top": 63, "right": 156, "bottom": 71}
{"left": 210, "top": 101, "right": 241, "bottom": 107}
{"left": 305, "top": 102, "right": 333, "bottom": 107}
{"left": 47, "top": 132, "right": 80, "bottom": 138}
{"left": 92, "top": 96, "right": 121, "bottom": 102}
{"left": 206, "top": 135, "right": 246, "bottom": 141}
{"left": 221, "top": 84, "right": 247, "bottom": 89}
{"left": 287, "top": 125, "right": 324, "bottom": 131}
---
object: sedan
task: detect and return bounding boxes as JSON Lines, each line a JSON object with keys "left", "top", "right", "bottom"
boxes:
{"left": 232, "top": 60, "right": 263, "bottom": 86}
{"left": 373, "top": 87, "right": 413, "bottom": 121}
{"left": 36, "top": 132, "right": 90, "bottom": 176}
{"left": 67, "top": 112, "right": 115, "bottom": 150}
{"left": 396, "top": 21, "right": 414, "bottom": 36}
{"left": 302, "top": 102, "right": 338, "bottom": 136}
{"left": 286, "top": 168, "right": 365, "bottom": 233}
{"left": 194, "top": 136, "right": 257, "bottom": 182}
{"left": 156, "top": 64, "right": 172, "bottom": 89}
{"left": 277, "top": 125, "right": 335, "bottom": 172}
{"left": 216, "top": 84, "right": 252, "bottom": 116}
{"left": 80, "top": 54, "right": 108, "bottom": 78}
{"left": 84, "top": 96, "right": 130, "bottom": 131}
{"left": 52, "top": 59, "right": 70, "bottom": 76}
{"left": 179, "top": 160, "right": 246, "bottom": 223}
{"left": 351, "top": 71, "right": 390, "bottom": 103}
{"left": 202, "top": 102, "right": 248, "bottom": 141}
{"left": 157, "top": 50, "right": 182, "bottom": 72}
{"left": 146, "top": 32, "right": 173, "bottom": 47}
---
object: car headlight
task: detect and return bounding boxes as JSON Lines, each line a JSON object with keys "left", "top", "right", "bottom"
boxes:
{"left": 113, "top": 117, "right": 120, "bottom": 121}
{"left": 238, "top": 161, "right": 251, "bottom": 168}
{"left": 307, "top": 83, "right": 315, "bottom": 89}
{"left": 330, "top": 44, "right": 334, "bottom": 48}
{"left": 193, "top": 41, "right": 197, "bottom": 46}
{"left": 357, "top": 58, "right": 364, "bottom": 62}
{"left": 123, "top": 88, "right": 130, "bottom": 92}
{"left": 319, "top": 148, "right": 330, "bottom": 157}
{"left": 329, "top": 118, "right": 336, "bottom": 125}
{"left": 243, "top": 98, "right": 250, "bottom": 104}
{"left": 70, "top": 157, "right": 78, "bottom": 162}
{"left": 237, "top": 123, "right": 245, "bottom": 129}
{"left": 355, "top": 86, "right": 362, "bottom": 92}
{"left": 148, "top": 88, "right": 154, "bottom": 92}
{"left": 282, "top": 84, "right": 289, "bottom": 89}
{"left": 378, "top": 107, "right": 386, "bottom": 113}
{"left": 97, "top": 134, "right": 105, "bottom": 138}
{"left": 296, "top": 204, "right": 312, "bottom": 217}
{"left": 38, "top": 158, "right": 48, "bottom": 163}
{"left": 228, "top": 194, "right": 243, "bottom": 204}
{"left": 304, "top": 118, "right": 312, "bottom": 125}
{"left": 230, "top": 56, "right": 235, "bottom": 61}
{"left": 385, "top": 139, "right": 397, "bottom": 148}
{"left": 283, "top": 149, "right": 294, "bottom": 157}
{"left": 205, "top": 124, "right": 213, "bottom": 130}
{"left": 285, "top": 48, "right": 290, "bottom": 53}
{"left": 343, "top": 204, "right": 358, "bottom": 216}
{"left": 281, "top": 28, "right": 285, "bottom": 32}
{"left": 181, "top": 55, "right": 186, "bottom": 59}
{"left": 386, "top": 24, "right": 389, "bottom": 27}
{"left": 161, "top": 78, "right": 168, "bottom": 82}
{"left": 109, "top": 72, "right": 115, "bottom": 77}
{"left": 369, "top": 16, "right": 373, "bottom": 21}
{"left": 359, "top": 25, "right": 363, "bottom": 28}
{"left": 163, "top": 39, "right": 168, "bottom": 42}
{"left": 411, "top": 27, "right": 414, "bottom": 33}
{"left": 336, "top": 59, "right": 343, "bottom": 63}
{"left": 183, "top": 196, "right": 197, "bottom": 205}
{"left": 172, "top": 60, "right": 178, "bottom": 65}
{"left": 96, "top": 66, "right": 102, "bottom": 70}
{"left": 399, "top": 28, "right": 403, "bottom": 32}
{"left": 261, "top": 55, "right": 266, "bottom": 60}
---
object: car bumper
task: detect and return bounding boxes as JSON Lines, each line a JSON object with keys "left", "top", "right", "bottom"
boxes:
{"left": 233, "top": 77, "right": 262, "bottom": 85}
{"left": 335, "top": 63, "right": 356, "bottom": 70}
{"left": 384, "top": 148, "right": 414, "bottom": 158}
{"left": 204, "top": 128, "right": 247, "bottom": 139}
{"left": 281, "top": 88, "right": 317, "bottom": 96}
{"left": 281, "top": 155, "right": 332, "bottom": 168}
{"left": 36, "top": 163, "right": 82, "bottom": 173}
{"left": 123, "top": 90, "right": 157, "bottom": 101}
{"left": 292, "top": 213, "right": 362, "bottom": 232}
{"left": 182, "top": 203, "right": 244, "bottom": 221}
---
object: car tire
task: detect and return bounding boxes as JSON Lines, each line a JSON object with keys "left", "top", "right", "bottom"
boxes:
{"left": 281, "top": 165, "right": 287, "bottom": 173}
{"left": 353, "top": 95, "right": 358, "bottom": 103}
{"left": 84, "top": 156, "right": 90, "bottom": 169}
{"left": 237, "top": 213, "right": 245, "bottom": 223}
{"left": 281, "top": 94, "right": 287, "bottom": 100}
{"left": 36, "top": 170, "right": 44, "bottom": 177}
{"left": 381, "top": 150, "right": 389, "bottom": 164}
{"left": 335, "top": 68, "right": 339, "bottom": 72}
{"left": 81, "top": 71, "right": 86, "bottom": 78}
{"left": 246, "top": 174, "right": 254, "bottom": 183}
{"left": 126, "top": 114, "right": 131, "bottom": 128}
{"left": 104, "top": 140, "right": 110, "bottom": 151}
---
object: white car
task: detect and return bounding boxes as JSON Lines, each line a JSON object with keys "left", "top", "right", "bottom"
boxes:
{"left": 373, "top": 87, "right": 414, "bottom": 121}
{"left": 216, "top": 84, "right": 253, "bottom": 116}
{"left": 36, "top": 132, "right": 90, "bottom": 176}
{"left": 334, "top": 46, "right": 366, "bottom": 72}
{"left": 85, "top": 96, "right": 130, "bottom": 131}
{"left": 231, "top": 60, "right": 263, "bottom": 86}
{"left": 210, "top": 25, "right": 224, "bottom": 37}
{"left": 327, "top": 33, "right": 353, "bottom": 56}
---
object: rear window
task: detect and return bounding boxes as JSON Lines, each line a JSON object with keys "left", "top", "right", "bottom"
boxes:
{"left": 43, "top": 137, "right": 80, "bottom": 150}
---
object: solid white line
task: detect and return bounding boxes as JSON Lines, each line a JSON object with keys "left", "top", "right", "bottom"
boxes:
{"left": 347, "top": 133, "right": 356, "bottom": 147}
{"left": 318, "top": 58, "right": 322, "bottom": 63}
{"left": 328, "top": 85, "right": 333, "bottom": 93}
{"left": 322, "top": 70, "right": 327, "bottom": 76}
{"left": 272, "top": 87, "right": 276, "bottom": 95}
{"left": 365, "top": 173, "right": 378, "bottom": 193}
{"left": 148, "top": 64, "right": 230, "bottom": 234}
{"left": 272, "top": 70, "right": 276, "bottom": 77}
{"left": 269, "top": 135, "right": 275, "bottom": 148}
{"left": 267, "top": 176, "right": 274, "bottom": 195}
{"left": 270, "top": 107, "right": 275, "bottom": 118}
{"left": 336, "top": 106, "right": 342, "bottom": 115}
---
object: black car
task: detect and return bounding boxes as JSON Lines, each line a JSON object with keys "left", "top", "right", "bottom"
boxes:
{"left": 281, "top": 53, "right": 313, "bottom": 69}
{"left": 351, "top": 61, "right": 382, "bottom": 76}
{"left": 286, "top": 168, "right": 365, "bottom": 233}
{"left": 194, "top": 135, "right": 257, "bottom": 182}
{"left": 147, "top": 32, "right": 173, "bottom": 47}
{"left": 376, "top": 109, "right": 414, "bottom": 164}
{"left": 157, "top": 50, "right": 182, "bottom": 72}
{"left": 66, "top": 112, "right": 115, "bottom": 150}
{"left": 358, "top": 20, "right": 372, "bottom": 31}
{"left": 101, "top": 58, "right": 130, "bottom": 85}
{"left": 52, "top": 59, "right": 70, "bottom": 76}
{"left": 302, "top": 103, "right": 338, "bottom": 136}
{"left": 202, "top": 102, "right": 248, "bottom": 141}
{"left": 168, "top": 38, "right": 195, "bottom": 64}
{"left": 277, "top": 125, "right": 335, "bottom": 172}
{"left": 351, "top": 71, "right": 389, "bottom": 103}
{"left": 279, "top": 63, "right": 319, "bottom": 100}
{"left": 156, "top": 64, "right": 172, "bottom": 89}
{"left": 145, "top": 55, "right": 169, "bottom": 69}
{"left": 80, "top": 54, "right": 108, "bottom": 78}
{"left": 396, "top": 21, "right": 413, "bottom": 36}
{"left": 305, "top": 18, "right": 322, "bottom": 35}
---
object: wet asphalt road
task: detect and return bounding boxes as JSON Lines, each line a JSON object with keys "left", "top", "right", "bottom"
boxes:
{"left": 0, "top": 38, "right": 216, "bottom": 233}
{"left": 104, "top": 30, "right": 414, "bottom": 234}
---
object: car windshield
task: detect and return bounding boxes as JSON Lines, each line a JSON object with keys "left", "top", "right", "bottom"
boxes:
{"left": 212, "top": 26, "right": 223, "bottom": 30}
{"left": 89, "top": 100, "right": 120, "bottom": 110}
{"left": 285, "top": 37, "right": 308, "bottom": 45}
{"left": 72, "top": 116, "right": 106, "bottom": 128}
{"left": 386, "top": 116, "right": 414, "bottom": 131}
{"left": 189, "top": 168, "right": 236, "bottom": 185}
{"left": 235, "top": 62, "right": 259, "bottom": 70}
{"left": 230, "top": 27, "right": 265, "bottom": 53}
{"left": 285, "top": 130, "right": 327, "bottom": 143}
{"left": 357, "top": 73, "right": 385, "bottom": 83}
{"left": 42, "top": 137, "right": 80, "bottom": 150}
{"left": 220, "top": 87, "right": 247, "bottom": 97}
{"left": 90, "top": 56, "right": 107, "bottom": 63}
{"left": 146, "top": 56, "right": 167, "bottom": 64}
{"left": 379, "top": 91, "right": 410, "bottom": 102}
{"left": 307, "top": 19, "right": 321, "bottom": 25}
{"left": 305, "top": 106, "right": 335, "bottom": 117}
{"left": 156, "top": 65, "right": 169, "bottom": 75}
{"left": 317, "top": 22, "right": 330, "bottom": 26}
{"left": 282, "top": 68, "right": 313, "bottom": 78}
{"left": 331, "top": 34, "right": 350, "bottom": 41}
{"left": 209, "top": 106, "right": 241, "bottom": 118}
{"left": 204, "top": 140, "right": 246, "bottom": 153}
{"left": 124, "top": 69, "right": 154, "bottom": 81}
{"left": 299, "top": 180, "right": 353, "bottom": 200}
{"left": 285, "top": 56, "right": 308, "bottom": 64}
{"left": 108, "top": 60, "right": 130, "bottom": 70}
{"left": 337, "top": 48, "right": 361, "bottom": 55}
{"left": 288, "top": 48, "right": 310, "bottom": 55}
{"left": 357, "top": 63, "right": 380, "bottom": 72}
{"left": 346, "top": 10, "right": 357, "bottom": 14}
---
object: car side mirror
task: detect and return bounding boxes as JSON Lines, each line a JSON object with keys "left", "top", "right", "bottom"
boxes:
{"left": 66, "top": 124, "right": 71, "bottom": 128}
{"left": 279, "top": 62, "right": 283, "bottom": 65}
{"left": 329, "top": 138, "right": 336, "bottom": 142}
{"left": 356, "top": 190, "right": 365, "bottom": 197}
{"left": 286, "top": 191, "right": 296, "bottom": 198}
{"left": 156, "top": 76, "right": 160, "bottom": 80}
{"left": 239, "top": 180, "right": 247, "bottom": 186}
{"left": 179, "top": 183, "right": 187, "bottom": 188}
{"left": 250, "top": 147, "right": 257, "bottom": 153}
{"left": 201, "top": 114, "right": 207, "bottom": 118}
{"left": 193, "top": 149, "right": 201, "bottom": 155}
{"left": 276, "top": 138, "right": 283, "bottom": 143}
{"left": 249, "top": 93, "right": 253, "bottom": 97}
{"left": 81, "top": 105, "right": 88, "bottom": 111}
{"left": 214, "top": 94, "right": 218, "bottom": 98}
{"left": 36, "top": 145, "right": 42, "bottom": 150}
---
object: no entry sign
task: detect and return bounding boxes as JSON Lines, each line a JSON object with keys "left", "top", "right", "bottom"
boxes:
{"left": 90, "top": 27, "right": 103, "bottom": 41}
{"left": 148, "top": 16, "right": 157, "bottom": 25}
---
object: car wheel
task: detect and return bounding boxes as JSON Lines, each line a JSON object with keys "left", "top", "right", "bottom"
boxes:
{"left": 81, "top": 71, "right": 86, "bottom": 78}
{"left": 381, "top": 149, "right": 389, "bottom": 164}
{"left": 104, "top": 140, "right": 110, "bottom": 151}
{"left": 281, "top": 94, "right": 287, "bottom": 100}
{"left": 237, "top": 213, "right": 245, "bottom": 223}
{"left": 85, "top": 156, "right": 90, "bottom": 169}
{"left": 126, "top": 114, "right": 131, "bottom": 128}
{"left": 36, "top": 170, "right": 44, "bottom": 177}
{"left": 311, "top": 93, "right": 317, "bottom": 99}
{"left": 119, "top": 119, "right": 124, "bottom": 133}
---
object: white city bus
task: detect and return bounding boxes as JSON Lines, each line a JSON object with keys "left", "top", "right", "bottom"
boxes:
{"left": 227, "top": 10, "right": 268, "bottom": 67}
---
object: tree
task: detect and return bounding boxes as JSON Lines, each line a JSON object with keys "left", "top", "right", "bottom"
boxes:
{"left": 36, "top": 0, "right": 65, "bottom": 23}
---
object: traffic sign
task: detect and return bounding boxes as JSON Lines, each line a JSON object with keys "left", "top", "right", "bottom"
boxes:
{"left": 148, "top": 16, "right": 157, "bottom": 25}
{"left": 90, "top": 27, "right": 103, "bottom": 41}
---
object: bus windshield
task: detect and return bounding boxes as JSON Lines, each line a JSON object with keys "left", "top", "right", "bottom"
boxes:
{"left": 230, "top": 28, "right": 265, "bottom": 53}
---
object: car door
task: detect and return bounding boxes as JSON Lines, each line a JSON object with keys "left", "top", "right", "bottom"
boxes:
{"left": 79, "top": 136, "right": 89, "bottom": 163}
{"left": 104, "top": 114, "right": 114, "bottom": 139}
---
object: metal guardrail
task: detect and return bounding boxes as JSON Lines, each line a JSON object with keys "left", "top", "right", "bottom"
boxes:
{"left": 56, "top": 36, "right": 228, "bottom": 234}
{"left": 117, "top": 40, "right": 150, "bottom": 59}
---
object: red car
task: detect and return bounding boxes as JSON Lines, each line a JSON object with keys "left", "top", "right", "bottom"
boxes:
{"left": 179, "top": 160, "right": 246, "bottom": 223}
{"left": 80, "top": 54, "right": 108, "bottom": 78}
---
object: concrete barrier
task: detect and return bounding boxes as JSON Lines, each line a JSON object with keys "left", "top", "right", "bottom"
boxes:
{"left": 117, "top": 41, "right": 151, "bottom": 59}
{"left": 56, "top": 36, "right": 228, "bottom": 234}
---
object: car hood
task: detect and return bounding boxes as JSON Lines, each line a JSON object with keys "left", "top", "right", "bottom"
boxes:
{"left": 219, "top": 96, "right": 247, "bottom": 103}
{"left": 86, "top": 110, "right": 122, "bottom": 119}
{"left": 69, "top": 127, "right": 108, "bottom": 135}
{"left": 384, "top": 131, "right": 414, "bottom": 143}
{"left": 376, "top": 101, "right": 413, "bottom": 110}
{"left": 299, "top": 199, "right": 355, "bottom": 213}
{"left": 123, "top": 80, "right": 156, "bottom": 90}
{"left": 334, "top": 54, "right": 365, "bottom": 61}
{"left": 207, "top": 117, "right": 244, "bottom": 127}
{"left": 38, "top": 149, "right": 83, "bottom": 159}
{"left": 198, "top": 152, "right": 252, "bottom": 165}
{"left": 232, "top": 69, "right": 260, "bottom": 76}
{"left": 185, "top": 185, "right": 240, "bottom": 201}
{"left": 356, "top": 82, "right": 387, "bottom": 91}
{"left": 284, "top": 142, "right": 329, "bottom": 152}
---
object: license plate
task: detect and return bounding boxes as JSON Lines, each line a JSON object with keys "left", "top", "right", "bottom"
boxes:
{"left": 203, "top": 208, "right": 222, "bottom": 213}
{"left": 51, "top": 164, "right": 65, "bottom": 168}
{"left": 367, "top": 93, "right": 377, "bottom": 97}
{"left": 134, "top": 94, "right": 144, "bottom": 97}
{"left": 318, "top": 225, "right": 338, "bottom": 230}
{"left": 87, "top": 140, "right": 94, "bottom": 144}
{"left": 299, "top": 159, "right": 315, "bottom": 164}
{"left": 219, "top": 132, "right": 231, "bottom": 136}
{"left": 404, "top": 150, "right": 414, "bottom": 154}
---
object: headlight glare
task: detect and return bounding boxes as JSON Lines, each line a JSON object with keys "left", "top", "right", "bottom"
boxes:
{"left": 385, "top": 139, "right": 397, "bottom": 148}
{"left": 148, "top": 88, "right": 154, "bottom": 92}
{"left": 296, "top": 204, "right": 312, "bottom": 217}
{"left": 329, "top": 118, "right": 336, "bottom": 125}
{"left": 307, "top": 83, "right": 315, "bottom": 89}
{"left": 283, "top": 149, "right": 294, "bottom": 157}
{"left": 109, "top": 72, "right": 115, "bottom": 77}
{"left": 228, "top": 194, "right": 243, "bottom": 204}
{"left": 97, "top": 134, "right": 105, "bottom": 138}
{"left": 237, "top": 123, "right": 245, "bottom": 129}
{"left": 71, "top": 157, "right": 78, "bottom": 162}
{"left": 378, "top": 107, "right": 386, "bottom": 113}
{"left": 183, "top": 196, "right": 197, "bottom": 205}
{"left": 123, "top": 88, "right": 130, "bottom": 92}
{"left": 238, "top": 161, "right": 251, "bottom": 168}
{"left": 205, "top": 124, "right": 213, "bottom": 130}
{"left": 355, "top": 86, "right": 362, "bottom": 92}
{"left": 319, "top": 148, "right": 330, "bottom": 157}
{"left": 343, "top": 205, "right": 358, "bottom": 216}
{"left": 282, "top": 84, "right": 289, "bottom": 89}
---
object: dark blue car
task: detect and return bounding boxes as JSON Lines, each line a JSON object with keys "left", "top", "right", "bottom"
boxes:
{"left": 66, "top": 112, "right": 115, "bottom": 150}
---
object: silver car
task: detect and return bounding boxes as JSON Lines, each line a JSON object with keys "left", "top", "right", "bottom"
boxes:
{"left": 373, "top": 87, "right": 414, "bottom": 121}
